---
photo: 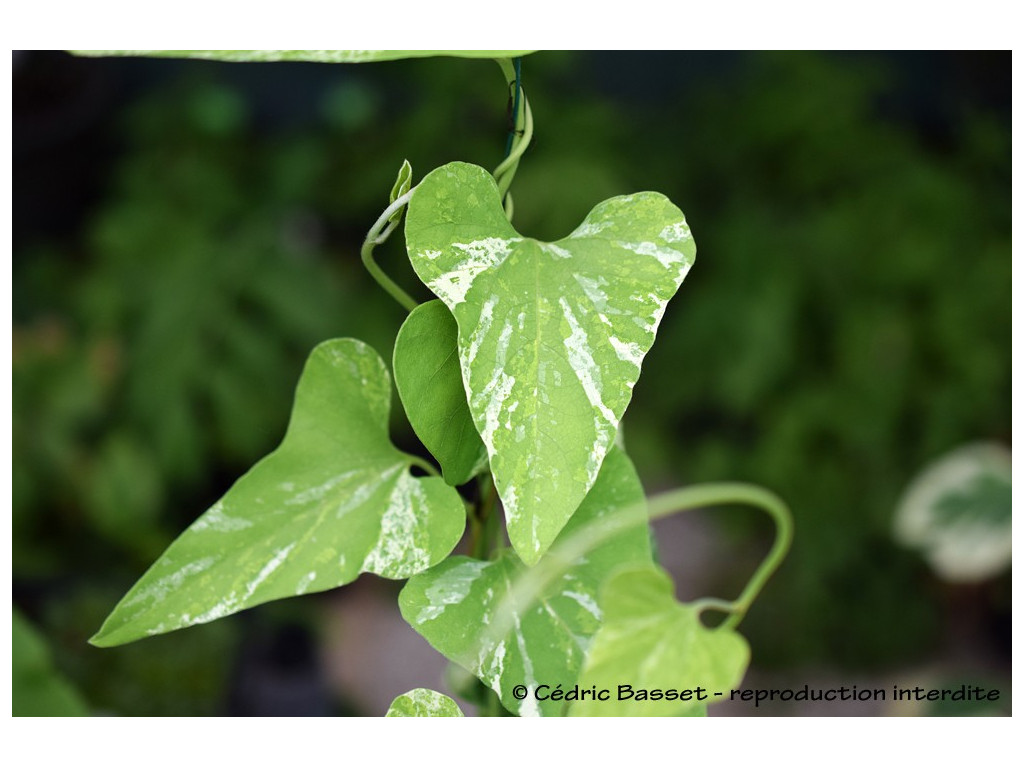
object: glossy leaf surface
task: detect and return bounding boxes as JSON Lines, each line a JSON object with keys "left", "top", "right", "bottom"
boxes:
{"left": 91, "top": 339, "right": 465, "bottom": 647}
{"left": 386, "top": 688, "right": 464, "bottom": 717}
{"left": 406, "top": 162, "right": 695, "bottom": 564}
{"left": 394, "top": 300, "right": 487, "bottom": 486}
{"left": 400, "top": 448, "right": 652, "bottom": 716}
{"left": 72, "top": 50, "right": 534, "bottom": 63}
{"left": 570, "top": 565, "right": 749, "bottom": 717}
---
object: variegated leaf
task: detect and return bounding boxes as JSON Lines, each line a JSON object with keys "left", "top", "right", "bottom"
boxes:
{"left": 399, "top": 447, "right": 652, "bottom": 716}
{"left": 72, "top": 50, "right": 534, "bottom": 63}
{"left": 570, "top": 565, "right": 749, "bottom": 717}
{"left": 386, "top": 688, "right": 464, "bottom": 717}
{"left": 91, "top": 339, "right": 465, "bottom": 647}
{"left": 406, "top": 162, "right": 695, "bottom": 564}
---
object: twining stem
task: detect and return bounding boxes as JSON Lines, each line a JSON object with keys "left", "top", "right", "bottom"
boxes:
{"left": 503, "top": 57, "right": 523, "bottom": 159}
{"left": 362, "top": 57, "right": 532, "bottom": 304}
{"left": 646, "top": 483, "right": 793, "bottom": 629}
{"left": 484, "top": 482, "right": 792, "bottom": 655}
{"left": 493, "top": 57, "right": 534, "bottom": 216}
{"left": 360, "top": 188, "right": 418, "bottom": 312}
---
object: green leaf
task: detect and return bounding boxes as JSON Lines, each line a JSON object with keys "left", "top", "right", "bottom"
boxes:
{"left": 570, "top": 565, "right": 749, "bottom": 717}
{"left": 385, "top": 688, "right": 465, "bottom": 717}
{"left": 406, "top": 162, "right": 695, "bottom": 564}
{"left": 394, "top": 300, "right": 488, "bottom": 486}
{"left": 72, "top": 50, "right": 535, "bottom": 63}
{"left": 91, "top": 339, "right": 465, "bottom": 647}
{"left": 388, "top": 159, "right": 414, "bottom": 226}
{"left": 13, "top": 609, "right": 89, "bottom": 716}
{"left": 399, "top": 447, "right": 652, "bottom": 716}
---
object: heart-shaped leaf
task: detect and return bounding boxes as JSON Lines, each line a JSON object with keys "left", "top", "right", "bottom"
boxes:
{"left": 72, "top": 50, "right": 535, "bottom": 63}
{"left": 570, "top": 565, "right": 750, "bottom": 717}
{"left": 406, "top": 162, "right": 695, "bottom": 564}
{"left": 399, "top": 447, "right": 652, "bottom": 716}
{"left": 385, "top": 688, "right": 465, "bottom": 717}
{"left": 394, "top": 300, "right": 488, "bottom": 486}
{"left": 91, "top": 339, "right": 465, "bottom": 647}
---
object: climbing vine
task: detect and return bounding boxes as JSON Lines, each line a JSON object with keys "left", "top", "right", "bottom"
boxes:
{"left": 76, "top": 49, "right": 792, "bottom": 717}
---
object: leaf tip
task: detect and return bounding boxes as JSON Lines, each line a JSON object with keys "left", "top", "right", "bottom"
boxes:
{"left": 86, "top": 630, "right": 112, "bottom": 649}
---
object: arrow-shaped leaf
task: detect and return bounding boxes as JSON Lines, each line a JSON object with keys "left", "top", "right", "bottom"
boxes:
{"left": 570, "top": 565, "right": 750, "bottom": 717}
{"left": 399, "top": 447, "right": 652, "bottom": 716}
{"left": 91, "top": 338, "right": 465, "bottom": 647}
{"left": 406, "top": 162, "right": 695, "bottom": 564}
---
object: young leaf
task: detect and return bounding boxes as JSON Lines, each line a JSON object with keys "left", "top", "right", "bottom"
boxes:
{"left": 394, "top": 300, "right": 488, "bottom": 486}
{"left": 90, "top": 339, "right": 465, "bottom": 647}
{"left": 72, "top": 51, "right": 535, "bottom": 63}
{"left": 406, "top": 162, "right": 695, "bottom": 564}
{"left": 385, "top": 688, "right": 465, "bottom": 717}
{"left": 570, "top": 565, "right": 750, "bottom": 717}
{"left": 399, "top": 448, "right": 652, "bottom": 716}
{"left": 388, "top": 159, "right": 414, "bottom": 226}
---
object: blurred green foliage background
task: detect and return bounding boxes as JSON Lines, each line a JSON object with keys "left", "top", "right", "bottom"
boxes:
{"left": 12, "top": 51, "right": 1010, "bottom": 715}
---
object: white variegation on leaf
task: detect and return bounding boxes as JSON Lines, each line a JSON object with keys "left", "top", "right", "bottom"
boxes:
{"left": 72, "top": 50, "right": 535, "bottom": 64}
{"left": 386, "top": 688, "right": 465, "bottom": 717}
{"left": 570, "top": 565, "right": 750, "bottom": 717}
{"left": 90, "top": 339, "right": 465, "bottom": 647}
{"left": 406, "top": 162, "right": 695, "bottom": 564}
{"left": 399, "top": 448, "right": 652, "bottom": 716}
{"left": 893, "top": 442, "right": 1012, "bottom": 582}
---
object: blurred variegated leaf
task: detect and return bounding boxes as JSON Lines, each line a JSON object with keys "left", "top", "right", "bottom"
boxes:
{"left": 406, "top": 162, "right": 695, "bottom": 564}
{"left": 400, "top": 447, "right": 652, "bottom": 716}
{"left": 394, "top": 300, "right": 488, "bottom": 486}
{"left": 894, "top": 442, "right": 1012, "bottom": 582}
{"left": 91, "top": 339, "right": 465, "bottom": 647}
{"left": 571, "top": 566, "right": 749, "bottom": 717}
{"left": 72, "top": 50, "right": 534, "bottom": 63}
{"left": 386, "top": 688, "right": 464, "bottom": 717}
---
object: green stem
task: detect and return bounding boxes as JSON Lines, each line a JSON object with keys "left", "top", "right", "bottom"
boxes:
{"left": 406, "top": 453, "right": 440, "bottom": 478}
{"left": 481, "top": 482, "right": 792, "bottom": 652}
{"left": 492, "top": 58, "right": 533, "bottom": 213}
{"left": 646, "top": 483, "right": 793, "bottom": 630}
{"left": 360, "top": 188, "right": 418, "bottom": 312}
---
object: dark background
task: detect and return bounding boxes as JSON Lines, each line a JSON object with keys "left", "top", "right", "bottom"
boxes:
{"left": 12, "top": 50, "right": 1011, "bottom": 715}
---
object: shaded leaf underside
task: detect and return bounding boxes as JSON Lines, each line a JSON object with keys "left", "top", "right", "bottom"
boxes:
{"left": 394, "top": 300, "right": 487, "bottom": 486}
